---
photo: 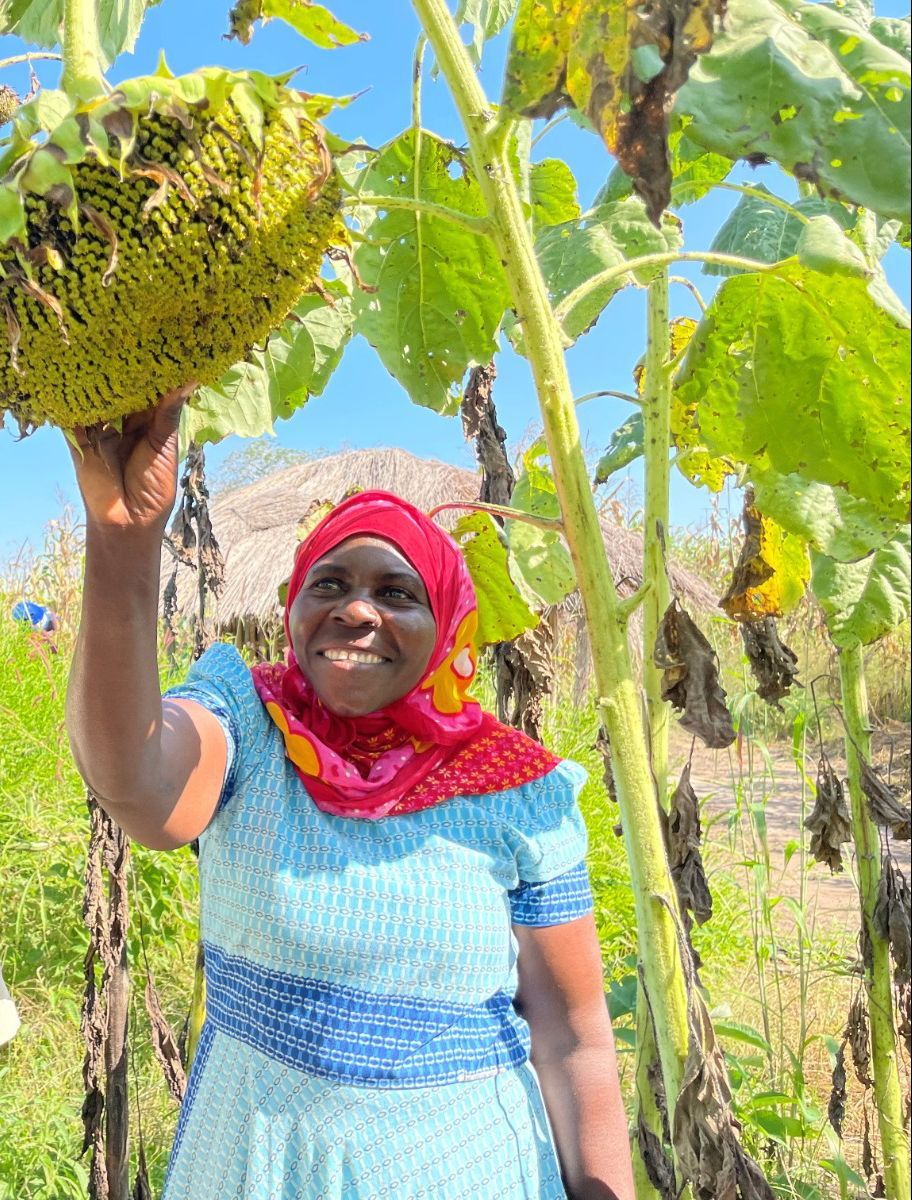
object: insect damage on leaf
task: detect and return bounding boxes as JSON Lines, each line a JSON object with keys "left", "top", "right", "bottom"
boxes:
{"left": 804, "top": 754, "right": 852, "bottom": 872}
{"left": 860, "top": 759, "right": 911, "bottom": 841}
{"left": 654, "top": 601, "right": 736, "bottom": 749}
{"left": 741, "top": 618, "right": 800, "bottom": 709}
{"left": 502, "top": 0, "right": 726, "bottom": 222}
{"left": 873, "top": 856, "right": 911, "bottom": 987}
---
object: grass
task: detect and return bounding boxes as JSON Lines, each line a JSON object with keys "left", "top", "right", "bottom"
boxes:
{"left": 1, "top": 514, "right": 907, "bottom": 1200}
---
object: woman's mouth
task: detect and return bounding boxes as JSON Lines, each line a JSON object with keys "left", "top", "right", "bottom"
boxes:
{"left": 319, "top": 649, "right": 388, "bottom": 665}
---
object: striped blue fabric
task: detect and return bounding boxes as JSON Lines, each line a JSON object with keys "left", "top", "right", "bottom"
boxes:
{"left": 162, "top": 643, "right": 596, "bottom": 1199}
{"left": 508, "top": 860, "right": 594, "bottom": 927}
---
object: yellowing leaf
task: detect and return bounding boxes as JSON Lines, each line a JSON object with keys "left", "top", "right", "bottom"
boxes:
{"left": 720, "top": 494, "right": 810, "bottom": 621}
{"left": 503, "top": 0, "right": 725, "bottom": 220}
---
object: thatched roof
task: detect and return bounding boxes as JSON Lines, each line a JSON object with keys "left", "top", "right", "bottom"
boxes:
{"left": 162, "top": 447, "right": 714, "bottom": 627}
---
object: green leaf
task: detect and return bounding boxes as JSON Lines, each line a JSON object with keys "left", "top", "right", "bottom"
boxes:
{"left": 506, "top": 442, "right": 577, "bottom": 606}
{"left": 457, "top": 0, "right": 517, "bottom": 65}
{"left": 676, "top": 0, "right": 911, "bottom": 222}
{"left": 529, "top": 158, "right": 581, "bottom": 229}
{"left": 536, "top": 197, "right": 682, "bottom": 344}
{"left": 667, "top": 120, "right": 732, "bottom": 206}
{"left": 452, "top": 512, "right": 537, "bottom": 645}
{"left": 751, "top": 469, "right": 901, "bottom": 561}
{"left": 714, "top": 1019, "right": 774, "bottom": 1053}
{"left": 183, "top": 283, "right": 353, "bottom": 447}
{"left": 351, "top": 131, "right": 509, "bottom": 415}
{"left": 675, "top": 261, "right": 911, "bottom": 523}
{"left": 869, "top": 15, "right": 911, "bottom": 61}
{"left": 811, "top": 527, "right": 911, "bottom": 647}
{"left": 705, "top": 185, "right": 854, "bottom": 276}
{"left": 259, "top": 0, "right": 364, "bottom": 48}
{"left": 594, "top": 413, "right": 644, "bottom": 484}
{"left": 0, "top": 0, "right": 161, "bottom": 69}
{"left": 796, "top": 214, "right": 870, "bottom": 277}
{"left": 747, "top": 1110, "right": 805, "bottom": 1142}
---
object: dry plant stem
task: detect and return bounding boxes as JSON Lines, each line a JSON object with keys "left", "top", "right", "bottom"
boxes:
{"left": 838, "top": 645, "right": 910, "bottom": 1200}
{"left": 107, "top": 859, "right": 130, "bottom": 1200}
{"left": 412, "top": 0, "right": 692, "bottom": 1118}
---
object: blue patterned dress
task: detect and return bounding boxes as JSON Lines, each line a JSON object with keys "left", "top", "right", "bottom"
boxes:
{"left": 162, "top": 644, "right": 594, "bottom": 1200}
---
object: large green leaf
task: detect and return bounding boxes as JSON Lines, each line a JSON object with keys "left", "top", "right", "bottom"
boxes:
{"left": 676, "top": 0, "right": 911, "bottom": 222}
{"left": 751, "top": 470, "right": 901, "bottom": 562}
{"left": 0, "top": 0, "right": 160, "bottom": 68}
{"left": 536, "top": 197, "right": 682, "bottom": 344}
{"left": 506, "top": 443, "right": 577, "bottom": 606}
{"left": 811, "top": 528, "right": 911, "bottom": 647}
{"left": 351, "top": 131, "right": 509, "bottom": 415}
{"left": 457, "top": 0, "right": 517, "bottom": 65}
{"left": 705, "top": 186, "right": 854, "bottom": 275}
{"left": 452, "top": 511, "right": 537, "bottom": 645}
{"left": 183, "top": 283, "right": 353, "bottom": 446}
{"left": 675, "top": 261, "right": 911, "bottom": 523}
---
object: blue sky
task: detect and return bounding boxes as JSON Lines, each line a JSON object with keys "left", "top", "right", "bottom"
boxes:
{"left": 0, "top": 0, "right": 909, "bottom": 561}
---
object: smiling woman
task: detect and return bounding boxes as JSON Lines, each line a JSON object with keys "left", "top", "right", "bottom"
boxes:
{"left": 64, "top": 397, "right": 635, "bottom": 1200}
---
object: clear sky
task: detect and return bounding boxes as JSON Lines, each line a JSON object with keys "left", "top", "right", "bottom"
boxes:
{"left": 0, "top": 0, "right": 909, "bottom": 562}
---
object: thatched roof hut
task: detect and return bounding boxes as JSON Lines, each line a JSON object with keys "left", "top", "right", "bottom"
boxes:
{"left": 162, "top": 447, "right": 714, "bottom": 667}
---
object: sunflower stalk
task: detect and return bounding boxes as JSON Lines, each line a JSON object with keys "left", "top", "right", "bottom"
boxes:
{"left": 61, "top": 0, "right": 106, "bottom": 100}
{"left": 838, "top": 645, "right": 910, "bottom": 1200}
{"left": 411, "top": 0, "right": 693, "bottom": 1150}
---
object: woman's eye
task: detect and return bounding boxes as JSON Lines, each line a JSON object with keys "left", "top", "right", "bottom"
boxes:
{"left": 381, "top": 587, "right": 414, "bottom": 601}
{"left": 311, "top": 578, "right": 342, "bottom": 592}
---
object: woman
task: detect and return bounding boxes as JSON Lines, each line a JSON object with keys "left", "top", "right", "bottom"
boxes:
{"left": 66, "top": 389, "right": 635, "bottom": 1200}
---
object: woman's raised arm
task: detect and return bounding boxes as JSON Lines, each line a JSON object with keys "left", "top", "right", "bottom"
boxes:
{"left": 65, "top": 387, "right": 227, "bottom": 850}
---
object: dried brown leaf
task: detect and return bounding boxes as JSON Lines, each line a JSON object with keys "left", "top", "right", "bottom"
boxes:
{"left": 654, "top": 601, "right": 736, "bottom": 749}
{"left": 637, "top": 1113, "right": 676, "bottom": 1199}
{"left": 847, "top": 990, "right": 873, "bottom": 1089}
{"left": 873, "top": 857, "right": 911, "bottom": 986}
{"left": 145, "top": 971, "right": 187, "bottom": 1104}
{"left": 741, "top": 618, "right": 800, "bottom": 709}
{"left": 804, "top": 755, "right": 852, "bottom": 873}
{"left": 828, "top": 1039, "right": 847, "bottom": 1136}
{"left": 861, "top": 759, "right": 911, "bottom": 841}
{"left": 666, "top": 763, "right": 713, "bottom": 928}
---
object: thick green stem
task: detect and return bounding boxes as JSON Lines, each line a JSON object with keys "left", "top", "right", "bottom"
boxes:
{"left": 412, "top": 0, "right": 692, "bottom": 1121}
{"left": 61, "top": 0, "right": 105, "bottom": 100}
{"left": 838, "top": 645, "right": 910, "bottom": 1200}
{"left": 641, "top": 273, "right": 673, "bottom": 802}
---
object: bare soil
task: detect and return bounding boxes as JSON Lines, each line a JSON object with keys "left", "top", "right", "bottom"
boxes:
{"left": 671, "top": 722, "right": 911, "bottom": 929}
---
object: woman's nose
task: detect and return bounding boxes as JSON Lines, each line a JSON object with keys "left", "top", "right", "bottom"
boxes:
{"left": 334, "top": 596, "right": 381, "bottom": 626}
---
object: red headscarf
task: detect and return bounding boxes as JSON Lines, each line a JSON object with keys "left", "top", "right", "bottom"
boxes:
{"left": 250, "top": 491, "right": 561, "bottom": 819}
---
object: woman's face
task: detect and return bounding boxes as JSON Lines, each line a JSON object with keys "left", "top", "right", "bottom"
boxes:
{"left": 288, "top": 536, "right": 437, "bottom": 717}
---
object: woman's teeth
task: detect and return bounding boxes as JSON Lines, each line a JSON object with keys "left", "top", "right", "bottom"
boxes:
{"left": 322, "top": 649, "right": 385, "bottom": 664}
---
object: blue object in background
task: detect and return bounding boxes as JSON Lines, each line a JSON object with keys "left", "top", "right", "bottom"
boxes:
{"left": 11, "top": 600, "right": 57, "bottom": 632}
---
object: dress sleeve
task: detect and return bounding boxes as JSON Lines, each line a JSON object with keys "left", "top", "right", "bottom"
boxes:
{"left": 504, "top": 759, "right": 595, "bottom": 927}
{"left": 163, "top": 641, "right": 268, "bottom": 814}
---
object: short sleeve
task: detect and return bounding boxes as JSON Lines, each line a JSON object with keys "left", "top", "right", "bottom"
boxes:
{"left": 503, "top": 759, "right": 594, "bottom": 927}
{"left": 163, "top": 642, "right": 267, "bottom": 814}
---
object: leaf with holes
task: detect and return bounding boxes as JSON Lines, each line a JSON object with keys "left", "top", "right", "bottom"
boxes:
{"left": 452, "top": 511, "right": 537, "bottom": 645}
{"left": 676, "top": 0, "right": 911, "bottom": 221}
{"left": 811, "top": 527, "right": 911, "bottom": 647}
{"left": 352, "top": 131, "right": 510, "bottom": 414}
{"left": 675, "top": 262, "right": 911, "bottom": 523}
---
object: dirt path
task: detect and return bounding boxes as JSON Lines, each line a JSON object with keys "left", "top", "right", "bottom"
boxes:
{"left": 670, "top": 725, "right": 911, "bottom": 928}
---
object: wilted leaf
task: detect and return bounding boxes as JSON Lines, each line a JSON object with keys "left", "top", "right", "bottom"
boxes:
{"left": 675, "top": 263, "right": 911, "bottom": 524}
{"left": 503, "top": 0, "right": 726, "bottom": 221}
{"left": 535, "top": 197, "right": 682, "bottom": 345}
{"left": 704, "top": 186, "right": 855, "bottom": 276}
{"left": 665, "top": 763, "right": 713, "bottom": 928}
{"left": 805, "top": 754, "right": 852, "bottom": 872}
{"left": 452, "top": 511, "right": 537, "bottom": 645}
{"left": 595, "top": 413, "right": 644, "bottom": 484}
{"left": 654, "top": 601, "right": 736, "bottom": 749}
{"left": 846, "top": 990, "right": 873, "bottom": 1088}
{"left": 811, "top": 529, "right": 911, "bottom": 648}
{"left": 742, "top": 618, "right": 801, "bottom": 709}
{"left": 507, "top": 443, "right": 577, "bottom": 606}
{"left": 352, "top": 131, "right": 510, "bottom": 414}
{"left": 860, "top": 759, "right": 911, "bottom": 841}
{"left": 721, "top": 493, "right": 810, "bottom": 621}
{"left": 750, "top": 470, "right": 900, "bottom": 563}
{"left": 227, "top": 0, "right": 365, "bottom": 48}
{"left": 144, "top": 970, "right": 186, "bottom": 1104}
{"left": 828, "top": 1040, "right": 847, "bottom": 1137}
{"left": 676, "top": 0, "right": 911, "bottom": 222}
{"left": 873, "top": 856, "right": 911, "bottom": 986}
{"left": 184, "top": 283, "right": 353, "bottom": 446}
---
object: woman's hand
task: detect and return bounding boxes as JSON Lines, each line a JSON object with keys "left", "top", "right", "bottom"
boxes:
{"left": 67, "top": 383, "right": 197, "bottom": 535}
